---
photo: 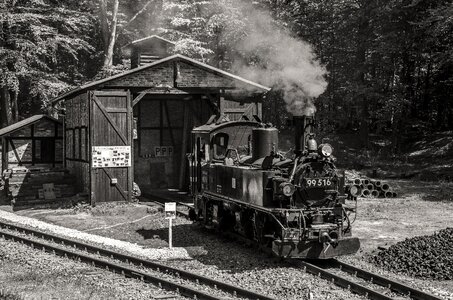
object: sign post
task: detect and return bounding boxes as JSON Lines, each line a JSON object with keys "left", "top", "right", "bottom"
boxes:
{"left": 164, "top": 202, "right": 176, "bottom": 248}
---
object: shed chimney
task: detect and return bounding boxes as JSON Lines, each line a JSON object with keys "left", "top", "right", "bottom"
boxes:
{"left": 122, "top": 35, "right": 175, "bottom": 69}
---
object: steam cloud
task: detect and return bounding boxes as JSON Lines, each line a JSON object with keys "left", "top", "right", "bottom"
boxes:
{"left": 229, "top": 3, "right": 328, "bottom": 116}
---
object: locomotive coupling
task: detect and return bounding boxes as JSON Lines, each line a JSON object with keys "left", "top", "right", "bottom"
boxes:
{"left": 321, "top": 232, "right": 338, "bottom": 246}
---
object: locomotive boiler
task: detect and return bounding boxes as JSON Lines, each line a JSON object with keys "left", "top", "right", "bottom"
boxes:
{"left": 188, "top": 110, "right": 360, "bottom": 259}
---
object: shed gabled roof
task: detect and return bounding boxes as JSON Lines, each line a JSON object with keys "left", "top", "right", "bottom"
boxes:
{"left": 51, "top": 54, "right": 270, "bottom": 103}
{"left": 0, "top": 115, "right": 61, "bottom": 137}
{"left": 124, "top": 35, "right": 176, "bottom": 48}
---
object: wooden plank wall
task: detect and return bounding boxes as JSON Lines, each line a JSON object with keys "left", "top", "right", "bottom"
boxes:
{"left": 3, "top": 120, "right": 63, "bottom": 169}
{"left": 65, "top": 92, "right": 90, "bottom": 193}
{"left": 220, "top": 98, "right": 262, "bottom": 121}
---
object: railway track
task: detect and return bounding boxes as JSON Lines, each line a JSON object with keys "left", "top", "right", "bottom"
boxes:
{"left": 142, "top": 198, "right": 192, "bottom": 218}
{"left": 139, "top": 199, "right": 443, "bottom": 300}
{"left": 0, "top": 220, "right": 275, "bottom": 300}
{"left": 293, "top": 259, "right": 443, "bottom": 300}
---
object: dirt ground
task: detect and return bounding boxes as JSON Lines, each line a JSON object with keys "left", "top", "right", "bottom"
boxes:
{"left": 351, "top": 179, "right": 453, "bottom": 254}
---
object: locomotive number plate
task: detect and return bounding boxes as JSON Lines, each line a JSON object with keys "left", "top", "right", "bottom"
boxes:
{"left": 304, "top": 178, "right": 334, "bottom": 187}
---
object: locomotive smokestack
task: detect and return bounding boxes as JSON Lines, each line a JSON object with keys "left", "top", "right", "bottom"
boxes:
{"left": 293, "top": 106, "right": 315, "bottom": 156}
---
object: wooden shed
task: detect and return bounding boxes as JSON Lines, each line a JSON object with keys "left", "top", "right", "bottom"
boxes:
{"left": 122, "top": 35, "right": 176, "bottom": 67}
{"left": 52, "top": 38, "right": 269, "bottom": 205}
{"left": 0, "top": 115, "right": 63, "bottom": 172}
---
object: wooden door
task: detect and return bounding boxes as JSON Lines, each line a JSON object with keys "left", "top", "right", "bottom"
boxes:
{"left": 90, "top": 91, "right": 132, "bottom": 204}
{"left": 38, "top": 139, "right": 55, "bottom": 163}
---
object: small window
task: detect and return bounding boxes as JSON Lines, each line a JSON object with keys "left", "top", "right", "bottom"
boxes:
{"left": 204, "top": 143, "right": 210, "bottom": 161}
{"left": 212, "top": 133, "right": 229, "bottom": 160}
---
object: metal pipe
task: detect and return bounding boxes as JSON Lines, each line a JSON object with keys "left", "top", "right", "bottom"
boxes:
{"left": 361, "top": 189, "right": 371, "bottom": 197}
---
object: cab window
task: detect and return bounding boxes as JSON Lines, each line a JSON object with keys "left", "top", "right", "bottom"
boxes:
{"left": 212, "top": 133, "right": 229, "bottom": 160}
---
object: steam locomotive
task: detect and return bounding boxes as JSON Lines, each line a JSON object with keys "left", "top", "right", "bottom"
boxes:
{"left": 188, "top": 111, "right": 360, "bottom": 259}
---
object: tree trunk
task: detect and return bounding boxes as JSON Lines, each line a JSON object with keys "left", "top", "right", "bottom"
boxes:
{"left": 0, "top": 86, "right": 12, "bottom": 127}
{"left": 391, "top": 112, "right": 403, "bottom": 154}
{"left": 11, "top": 90, "right": 18, "bottom": 123}
{"left": 103, "top": 0, "right": 119, "bottom": 68}
{"left": 99, "top": 0, "right": 110, "bottom": 53}
{"left": 356, "top": 1, "right": 370, "bottom": 148}
{"left": 447, "top": 97, "right": 453, "bottom": 130}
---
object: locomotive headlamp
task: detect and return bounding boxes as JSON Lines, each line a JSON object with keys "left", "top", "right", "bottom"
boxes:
{"left": 280, "top": 182, "right": 296, "bottom": 197}
{"left": 349, "top": 185, "right": 361, "bottom": 197}
{"left": 319, "top": 143, "right": 333, "bottom": 157}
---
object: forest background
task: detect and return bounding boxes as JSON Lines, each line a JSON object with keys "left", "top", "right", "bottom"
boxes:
{"left": 1, "top": 0, "right": 452, "bottom": 154}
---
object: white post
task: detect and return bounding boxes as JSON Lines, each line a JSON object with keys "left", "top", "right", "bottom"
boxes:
{"left": 165, "top": 202, "right": 176, "bottom": 249}
{"left": 169, "top": 218, "right": 173, "bottom": 248}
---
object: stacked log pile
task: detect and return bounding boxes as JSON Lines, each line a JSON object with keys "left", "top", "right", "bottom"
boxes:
{"left": 346, "top": 178, "right": 398, "bottom": 199}
{"left": 373, "top": 228, "right": 453, "bottom": 280}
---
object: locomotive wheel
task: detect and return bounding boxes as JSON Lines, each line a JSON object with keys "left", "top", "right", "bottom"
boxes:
{"left": 218, "top": 208, "right": 235, "bottom": 232}
{"left": 242, "top": 209, "right": 255, "bottom": 239}
{"left": 189, "top": 208, "right": 197, "bottom": 221}
{"left": 254, "top": 212, "right": 276, "bottom": 248}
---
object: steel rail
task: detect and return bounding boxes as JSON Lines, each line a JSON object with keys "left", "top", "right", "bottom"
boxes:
{"left": 332, "top": 260, "right": 443, "bottom": 300}
{"left": 0, "top": 221, "right": 275, "bottom": 300}
{"left": 294, "top": 259, "right": 443, "bottom": 300}
{"left": 143, "top": 200, "right": 190, "bottom": 218}
{"left": 295, "top": 260, "right": 394, "bottom": 300}
{"left": 140, "top": 193, "right": 193, "bottom": 217}
{"left": 0, "top": 227, "right": 218, "bottom": 300}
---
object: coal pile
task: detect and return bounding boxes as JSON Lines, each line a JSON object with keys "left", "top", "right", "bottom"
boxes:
{"left": 373, "top": 228, "right": 453, "bottom": 280}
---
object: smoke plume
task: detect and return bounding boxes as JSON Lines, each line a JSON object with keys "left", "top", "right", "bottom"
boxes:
{"left": 228, "top": 2, "right": 328, "bottom": 116}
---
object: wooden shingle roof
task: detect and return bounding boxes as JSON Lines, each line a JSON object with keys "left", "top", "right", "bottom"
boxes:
{"left": 0, "top": 115, "right": 61, "bottom": 136}
{"left": 51, "top": 54, "right": 270, "bottom": 103}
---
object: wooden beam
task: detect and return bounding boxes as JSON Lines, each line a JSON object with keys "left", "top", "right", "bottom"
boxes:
{"left": 106, "top": 108, "right": 128, "bottom": 113}
{"left": 92, "top": 95, "right": 128, "bottom": 145}
{"left": 1, "top": 137, "right": 6, "bottom": 172}
{"left": 31, "top": 124, "right": 35, "bottom": 165}
{"left": 8, "top": 139, "right": 21, "bottom": 165}
{"left": 163, "top": 101, "right": 176, "bottom": 147}
{"left": 102, "top": 168, "right": 128, "bottom": 201}
{"left": 132, "top": 88, "right": 189, "bottom": 107}
{"left": 132, "top": 91, "right": 147, "bottom": 107}
{"left": 179, "top": 102, "right": 191, "bottom": 190}
{"left": 127, "top": 89, "right": 132, "bottom": 203}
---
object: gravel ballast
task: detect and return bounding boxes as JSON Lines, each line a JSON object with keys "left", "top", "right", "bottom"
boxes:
{"left": 372, "top": 228, "right": 453, "bottom": 280}
{"left": 0, "top": 238, "right": 185, "bottom": 300}
{"left": 0, "top": 209, "right": 191, "bottom": 260}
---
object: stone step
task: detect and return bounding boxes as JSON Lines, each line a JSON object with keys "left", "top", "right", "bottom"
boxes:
{"left": 10, "top": 186, "right": 75, "bottom": 198}
{"left": 12, "top": 199, "right": 75, "bottom": 211}
{"left": 9, "top": 175, "right": 76, "bottom": 185}
{"left": 14, "top": 190, "right": 77, "bottom": 202}
{"left": 8, "top": 180, "right": 75, "bottom": 190}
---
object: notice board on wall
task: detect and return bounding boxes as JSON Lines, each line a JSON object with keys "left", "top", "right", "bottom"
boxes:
{"left": 92, "top": 146, "right": 131, "bottom": 168}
